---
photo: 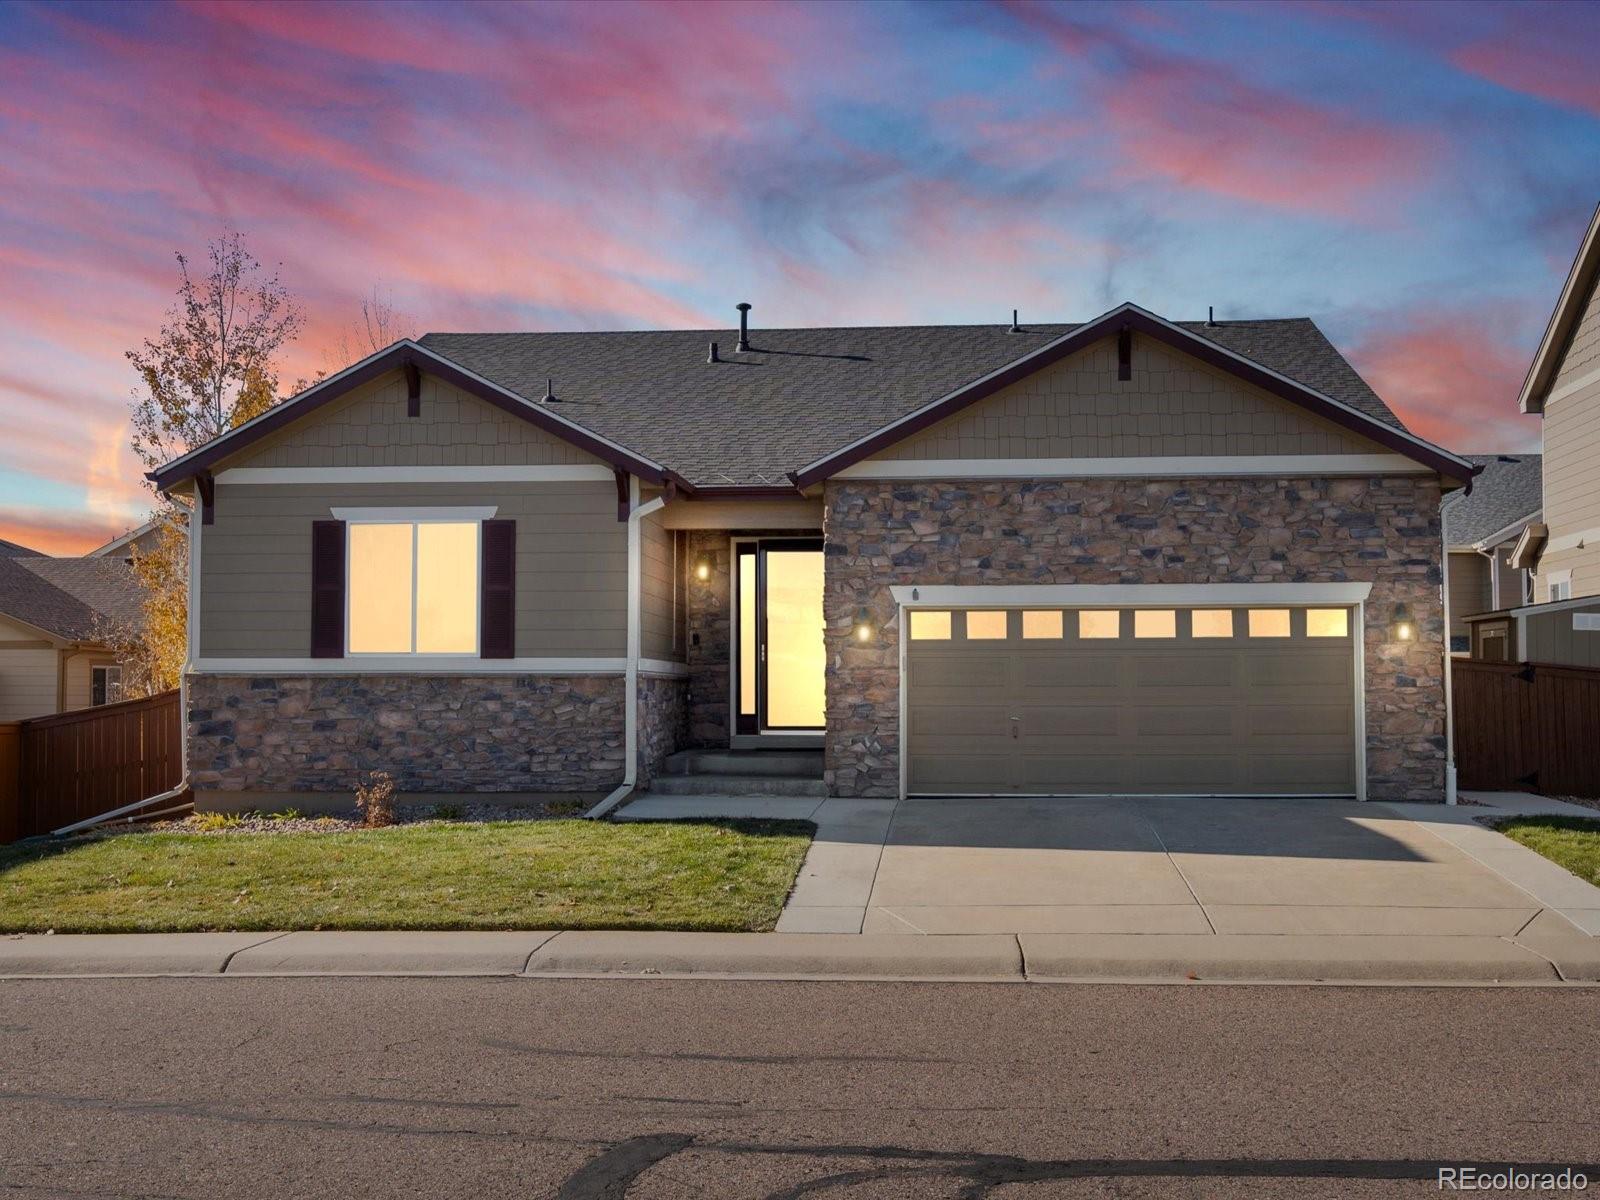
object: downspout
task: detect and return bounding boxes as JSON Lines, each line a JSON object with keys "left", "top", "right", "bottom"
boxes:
{"left": 1441, "top": 525, "right": 1458, "bottom": 806}
{"left": 584, "top": 479, "right": 666, "bottom": 819}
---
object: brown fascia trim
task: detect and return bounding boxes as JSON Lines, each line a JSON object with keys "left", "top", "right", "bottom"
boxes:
{"left": 789, "top": 307, "right": 1481, "bottom": 488}
{"left": 1519, "top": 200, "right": 1600, "bottom": 415}
{"left": 146, "top": 341, "right": 670, "bottom": 493}
{"left": 679, "top": 483, "right": 807, "bottom": 500}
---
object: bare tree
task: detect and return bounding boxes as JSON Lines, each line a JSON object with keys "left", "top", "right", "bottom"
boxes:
{"left": 127, "top": 231, "right": 305, "bottom": 480}
{"left": 323, "top": 286, "right": 414, "bottom": 373}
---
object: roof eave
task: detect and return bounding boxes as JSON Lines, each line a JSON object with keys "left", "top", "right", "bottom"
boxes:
{"left": 790, "top": 302, "right": 1479, "bottom": 487}
{"left": 1519, "top": 201, "right": 1600, "bottom": 416}
{"left": 147, "top": 340, "right": 672, "bottom": 493}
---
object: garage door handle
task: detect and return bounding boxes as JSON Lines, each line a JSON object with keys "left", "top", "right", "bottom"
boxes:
{"left": 1009, "top": 716, "right": 1020, "bottom": 739}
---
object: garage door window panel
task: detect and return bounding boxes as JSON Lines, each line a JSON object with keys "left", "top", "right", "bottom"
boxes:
{"left": 964, "top": 611, "right": 1009, "bottom": 640}
{"left": 1306, "top": 608, "right": 1349, "bottom": 638}
{"left": 1021, "top": 610, "right": 1063, "bottom": 639}
{"left": 1190, "top": 609, "right": 1235, "bottom": 639}
{"left": 1247, "top": 609, "right": 1292, "bottom": 638}
{"left": 1078, "top": 610, "right": 1121, "bottom": 639}
{"left": 1134, "top": 609, "right": 1177, "bottom": 639}
{"left": 910, "top": 610, "right": 952, "bottom": 640}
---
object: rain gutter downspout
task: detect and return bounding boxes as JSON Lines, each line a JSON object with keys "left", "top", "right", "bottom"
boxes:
{"left": 584, "top": 479, "right": 667, "bottom": 820}
{"left": 1441, "top": 517, "right": 1458, "bottom": 806}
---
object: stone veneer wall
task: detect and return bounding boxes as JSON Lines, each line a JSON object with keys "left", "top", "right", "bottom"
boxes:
{"left": 187, "top": 673, "right": 625, "bottom": 795}
{"left": 823, "top": 477, "right": 1447, "bottom": 802}
{"left": 637, "top": 673, "right": 689, "bottom": 786}
{"left": 684, "top": 531, "right": 733, "bottom": 748}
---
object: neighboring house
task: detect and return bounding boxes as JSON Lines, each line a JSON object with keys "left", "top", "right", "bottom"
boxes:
{"left": 1471, "top": 201, "right": 1600, "bottom": 667}
{"left": 0, "top": 554, "right": 144, "bottom": 721}
{"left": 1442, "top": 453, "right": 1541, "bottom": 653}
{"left": 0, "top": 538, "right": 45, "bottom": 558}
{"left": 151, "top": 301, "right": 1477, "bottom": 810}
{"left": 87, "top": 519, "right": 167, "bottom": 563}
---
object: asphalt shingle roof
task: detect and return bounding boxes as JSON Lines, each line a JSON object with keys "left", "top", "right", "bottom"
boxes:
{"left": 0, "top": 538, "right": 43, "bottom": 557}
{"left": 1443, "top": 454, "right": 1543, "bottom": 547}
{"left": 0, "top": 557, "right": 144, "bottom": 641}
{"left": 422, "top": 317, "right": 1404, "bottom": 487}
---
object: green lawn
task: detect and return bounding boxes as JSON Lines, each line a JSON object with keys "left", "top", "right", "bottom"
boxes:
{"left": 1495, "top": 816, "right": 1600, "bottom": 890}
{"left": 0, "top": 819, "right": 813, "bottom": 934}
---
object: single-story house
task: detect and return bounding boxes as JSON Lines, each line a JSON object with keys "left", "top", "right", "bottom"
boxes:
{"left": 0, "top": 551, "right": 144, "bottom": 720}
{"left": 1441, "top": 453, "right": 1540, "bottom": 653}
{"left": 150, "top": 302, "right": 1477, "bottom": 810}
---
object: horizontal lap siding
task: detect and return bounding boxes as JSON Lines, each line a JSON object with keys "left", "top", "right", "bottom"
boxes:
{"left": 0, "top": 647, "right": 57, "bottom": 720}
{"left": 874, "top": 334, "right": 1383, "bottom": 462}
{"left": 1541, "top": 280, "right": 1600, "bottom": 601}
{"left": 639, "top": 509, "right": 683, "bottom": 662}
{"left": 1447, "top": 552, "right": 1491, "bottom": 639}
{"left": 200, "top": 481, "right": 626, "bottom": 658}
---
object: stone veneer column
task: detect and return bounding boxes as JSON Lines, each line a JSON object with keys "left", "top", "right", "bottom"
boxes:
{"left": 684, "top": 530, "right": 733, "bottom": 748}
{"left": 822, "top": 476, "right": 1447, "bottom": 802}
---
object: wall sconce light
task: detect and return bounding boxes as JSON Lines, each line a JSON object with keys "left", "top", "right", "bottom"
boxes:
{"left": 694, "top": 559, "right": 711, "bottom": 582}
{"left": 1392, "top": 603, "right": 1415, "bottom": 642}
{"left": 854, "top": 607, "right": 875, "bottom": 643}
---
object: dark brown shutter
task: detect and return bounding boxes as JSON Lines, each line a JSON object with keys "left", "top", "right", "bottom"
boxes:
{"left": 480, "top": 519, "right": 516, "bottom": 659}
{"left": 310, "top": 520, "right": 346, "bottom": 658}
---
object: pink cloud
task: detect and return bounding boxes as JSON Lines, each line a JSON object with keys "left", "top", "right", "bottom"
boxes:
{"left": 1451, "top": 37, "right": 1600, "bottom": 117}
{"left": 1346, "top": 314, "right": 1540, "bottom": 452}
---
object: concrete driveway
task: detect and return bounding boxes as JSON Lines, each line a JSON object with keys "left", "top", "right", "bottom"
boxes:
{"left": 849, "top": 796, "right": 1541, "bottom": 936}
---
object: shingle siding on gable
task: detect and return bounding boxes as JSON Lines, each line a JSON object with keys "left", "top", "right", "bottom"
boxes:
{"left": 228, "top": 369, "right": 603, "bottom": 470}
{"left": 1552, "top": 278, "right": 1600, "bottom": 394}
{"left": 871, "top": 334, "right": 1381, "bottom": 463}
{"left": 1538, "top": 371, "right": 1600, "bottom": 601}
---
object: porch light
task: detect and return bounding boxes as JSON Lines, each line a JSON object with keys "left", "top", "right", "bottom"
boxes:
{"left": 1392, "top": 603, "right": 1415, "bottom": 642}
{"left": 854, "top": 607, "right": 875, "bottom": 643}
{"left": 694, "top": 559, "right": 711, "bottom": 582}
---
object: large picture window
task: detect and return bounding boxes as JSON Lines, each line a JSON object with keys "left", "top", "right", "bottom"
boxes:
{"left": 348, "top": 521, "right": 479, "bottom": 654}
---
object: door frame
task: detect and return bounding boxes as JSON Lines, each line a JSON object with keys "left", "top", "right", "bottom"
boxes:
{"left": 892, "top": 582, "right": 1372, "bottom": 802}
{"left": 731, "top": 536, "right": 826, "bottom": 737}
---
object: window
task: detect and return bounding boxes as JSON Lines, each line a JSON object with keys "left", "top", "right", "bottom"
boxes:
{"left": 1190, "top": 609, "right": 1233, "bottom": 638}
{"left": 1306, "top": 609, "right": 1349, "bottom": 638}
{"left": 91, "top": 665, "right": 122, "bottom": 706}
{"left": 1022, "top": 610, "right": 1063, "bottom": 639}
{"left": 348, "top": 522, "right": 479, "bottom": 654}
{"left": 909, "top": 610, "right": 952, "bottom": 640}
{"left": 1078, "top": 610, "right": 1120, "bottom": 639}
{"left": 1247, "top": 609, "right": 1291, "bottom": 638}
{"left": 1549, "top": 571, "right": 1573, "bottom": 602}
{"left": 1133, "top": 609, "right": 1176, "bottom": 638}
{"left": 965, "top": 611, "right": 1008, "bottom": 639}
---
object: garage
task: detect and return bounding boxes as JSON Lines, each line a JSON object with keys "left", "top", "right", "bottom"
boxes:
{"left": 905, "top": 606, "right": 1358, "bottom": 796}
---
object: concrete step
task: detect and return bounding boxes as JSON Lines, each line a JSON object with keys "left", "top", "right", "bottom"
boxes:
{"left": 662, "top": 749, "right": 824, "bottom": 778}
{"left": 648, "top": 773, "right": 828, "bottom": 798}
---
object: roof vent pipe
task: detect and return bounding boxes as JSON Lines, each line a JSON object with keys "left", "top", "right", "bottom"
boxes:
{"left": 540, "top": 377, "right": 555, "bottom": 403}
{"left": 708, "top": 341, "right": 720, "bottom": 363}
{"left": 1206, "top": 306, "right": 1217, "bottom": 327}
{"left": 1010, "top": 308, "right": 1021, "bottom": 333}
{"left": 736, "top": 302, "right": 752, "bottom": 352}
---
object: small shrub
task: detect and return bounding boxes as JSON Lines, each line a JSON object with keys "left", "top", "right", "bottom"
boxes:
{"left": 355, "top": 772, "right": 398, "bottom": 828}
{"left": 543, "top": 798, "right": 587, "bottom": 818}
{"left": 432, "top": 803, "right": 464, "bottom": 820}
{"left": 190, "top": 811, "right": 242, "bottom": 832}
{"left": 266, "top": 808, "right": 303, "bottom": 822}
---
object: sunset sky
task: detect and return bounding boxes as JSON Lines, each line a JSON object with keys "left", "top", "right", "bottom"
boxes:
{"left": 2, "top": 0, "right": 1596, "bottom": 553}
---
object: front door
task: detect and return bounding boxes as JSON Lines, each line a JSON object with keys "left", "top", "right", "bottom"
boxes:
{"left": 735, "top": 540, "right": 825, "bottom": 734}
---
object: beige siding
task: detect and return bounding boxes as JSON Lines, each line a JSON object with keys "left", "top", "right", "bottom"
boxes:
{"left": 874, "top": 333, "right": 1384, "bottom": 462}
{"left": 1551, "top": 277, "right": 1600, "bottom": 395}
{"left": 200, "top": 480, "right": 626, "bottom": 658}
{"left": 1538, "top": 372, "right": 1600, "bottom": 601}
{"left": 639, "top": 508, "right": 684, "bottom": 663}
{"left": 1523, "top": 603, "right": 1600, "bottom": 668}
{"left": 62, "top": 650, "right": 119, "bottom": 710}
{"left": 1488, "top": 542, "right": 1527, "bottom": 609}
{"left": 227, "top": 370, "right": 604, "bottom": 469}
{"left": 0, "top": 613, "right": 58, "bottom": 718}
{"left": 1447, "top": 552, "right": 1491, "bottom": 640}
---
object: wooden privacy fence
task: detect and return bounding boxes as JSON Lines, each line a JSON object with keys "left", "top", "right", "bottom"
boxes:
{"left": 1453, "top": 660, "right": 1600, "bottom": 797}
{"left": 0, "top": 690, "right": 188, "bottom": 842}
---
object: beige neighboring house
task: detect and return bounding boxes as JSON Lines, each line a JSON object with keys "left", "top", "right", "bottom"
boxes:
{"left": 0, "top": 546, "right": 145, "bottom": 721}
{"left": 1468, "top": 201, "right": 1600, "bottom": 666}
{"left": 86, "top": 519, "right": 167, "bottom": 563}
{"left": 151, "top": 300, "right": 1479, "bottom": 810}
{"left": 1442, "top": 453, "right": 1540, "bottom": 655}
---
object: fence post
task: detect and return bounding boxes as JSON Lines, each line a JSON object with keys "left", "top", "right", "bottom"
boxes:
{"left": 0, "top": 723, "right": 19, "bottom": 844}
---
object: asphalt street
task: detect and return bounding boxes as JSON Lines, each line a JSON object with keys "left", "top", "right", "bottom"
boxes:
{"left": 1, "top": 977, "right": 1596, "bottom": 1198}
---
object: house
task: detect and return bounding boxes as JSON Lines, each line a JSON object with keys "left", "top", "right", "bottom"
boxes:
{"left": 149, "top": 301, "right": 1477, "bottom": 811}
{"left": 0, "top": 552, "right": 144, "bottom": 720}
{"left": 1442, "top": 453, "right": 1540, "bottom": 653}
{"left": 1467, "top": 202, "right": 1600, "bottom": 666}
{"left": 87, "top": 519, "right": 168, "bottom": 563}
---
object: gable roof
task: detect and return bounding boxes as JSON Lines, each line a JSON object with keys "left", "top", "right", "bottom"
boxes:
{"left": 87, "top": 519, "right": 163, "bottom": 559}
{"left": 0, "top": 537, "right": 44, "bottom": 558}
{"left": 1442, "top": 453, "right": 1542, "bottom": 548}
{"left": 1520, "top": 200, "right": 1600, "bottom": 415}
{"left": 0, "top": 556, "right": 144, "bottom": 641}
{"left": 151, "top": 301, "right": 1475, "bottom": 494}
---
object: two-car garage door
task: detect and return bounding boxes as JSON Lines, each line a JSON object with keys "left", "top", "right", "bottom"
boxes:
{"left": 905, "top": 606, "right": 1358, "bottom": 796}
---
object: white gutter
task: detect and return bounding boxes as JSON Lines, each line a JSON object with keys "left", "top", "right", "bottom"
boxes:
{"left": 584, "top": 480, "right": 667, "bottom": 819}
{"left": 1441, "top": 525, "right": 1458, "bottom": 806}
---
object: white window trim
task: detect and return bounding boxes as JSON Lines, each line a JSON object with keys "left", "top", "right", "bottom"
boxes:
{"left": 92, "top": 663, "right": 123, "bottom": 705}
{"left": 835, "top": 454, "right": 1429, "bottom": 481}
{"left": 1548, "top": 570, "right": 1573, "bottom": 602}
{"left": 190, "top": 657, "right": 688, "bottom": 676}
{"left": 221, "top": 466, "right": 612, "bottom": 485}
{"left": 341, "top": 510, "right": 492, "bottom": 658}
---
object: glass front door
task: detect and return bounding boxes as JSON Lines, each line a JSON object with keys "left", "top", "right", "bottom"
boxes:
{"left": 735, "top": 540, "right": 825, "bottom": 733}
